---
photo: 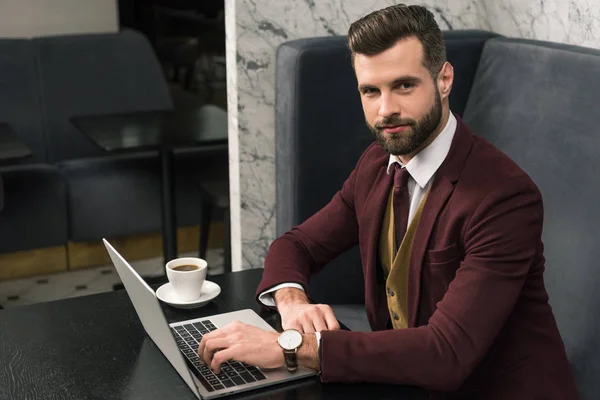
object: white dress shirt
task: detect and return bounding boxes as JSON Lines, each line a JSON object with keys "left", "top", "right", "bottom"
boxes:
{"left": 258, "top": 113, "right": 458, "bottom": 322}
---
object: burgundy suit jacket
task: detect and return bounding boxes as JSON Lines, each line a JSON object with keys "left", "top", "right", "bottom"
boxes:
{"left": 256, "top": 117, "right": 577, "bottom": 399}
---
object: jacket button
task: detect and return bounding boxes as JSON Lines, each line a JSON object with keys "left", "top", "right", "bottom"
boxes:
{"left": 391, "top": 311, "right": 399, "bottom": 320}
{"left": 387, "top": 287, "right": 395, "bottom": 297}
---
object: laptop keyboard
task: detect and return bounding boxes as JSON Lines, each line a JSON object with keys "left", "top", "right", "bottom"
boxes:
{"left": 171, "top": 320, "right": 267, "bottom": 392}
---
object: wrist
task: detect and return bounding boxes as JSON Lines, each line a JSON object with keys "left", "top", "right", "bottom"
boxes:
{"left": 276, "top": 330, "right": 320, "bottom": 372}
{"left": 272, "top": 332, "right": 285, "bottom": 366}
{"left": 274, "top": 288, "right": 309, "bottom": 311}
{"left": 297, "top": 333, "right": 320, "bottom": 371}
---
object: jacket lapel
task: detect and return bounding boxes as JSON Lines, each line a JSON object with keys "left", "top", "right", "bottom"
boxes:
{"left": 407, "top": 115, "right": 474, "bottom": 327}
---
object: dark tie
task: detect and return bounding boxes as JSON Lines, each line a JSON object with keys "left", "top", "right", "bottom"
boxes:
{"left": 393, "top": 163, "right": 411, "bottom": 251}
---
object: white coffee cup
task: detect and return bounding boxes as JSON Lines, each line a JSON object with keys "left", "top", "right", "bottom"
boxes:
{"left": 165, "top": 257, "right": 208, "bottom": 302}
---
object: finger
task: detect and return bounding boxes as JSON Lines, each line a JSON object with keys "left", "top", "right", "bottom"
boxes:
{"left": 197, "top": 337, "right": 206, "bottom": 360}
{"left": 301, "top": 320, "right": 316, "bottom": 333}
{"left": 312, "top": 316, "right": 327, "bottom": 332}
{"left": 307, "top": 305, "right": 331, "bottom": 332}
{"left": 202, "top": 338, "right": 231, "bottom": 365}
{"left": 322, "top": 307, "right": 341, "bottom": 330}
{"left": 211, "top": 347, "right": 236, "bottom": 373}
{"left": 201, "top": 327, "right": 225, "bottom": 344}
{"left": 198, "top": 330, "right": 224, "bottom": 360}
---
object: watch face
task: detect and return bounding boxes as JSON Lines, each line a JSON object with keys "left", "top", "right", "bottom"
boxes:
{"left": 278, "top": 329, "right": 302, "bottom": 350}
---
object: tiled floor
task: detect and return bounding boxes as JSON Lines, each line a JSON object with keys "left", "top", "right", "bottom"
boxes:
{"left": 0, "top": 248, "right": 225, "bottom": 308}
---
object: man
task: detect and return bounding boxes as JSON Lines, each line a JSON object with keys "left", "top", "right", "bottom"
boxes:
{"left": 199, "top": 4, "right": 577, "bottom": 398}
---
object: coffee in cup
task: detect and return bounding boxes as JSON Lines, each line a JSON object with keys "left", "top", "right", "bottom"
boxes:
{"left": 172, "top": 264, "right": 200, "bottom": 272}
{"left": 165, "top": 257, "right": 208, "bottom": 302}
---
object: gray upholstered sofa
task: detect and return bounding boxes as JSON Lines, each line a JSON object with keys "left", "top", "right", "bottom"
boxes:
{"left": 0, "top": 29, "right": 223, "bottom": 255}
{"left": 275, "top": 30, "right": 600, "bottom": 398}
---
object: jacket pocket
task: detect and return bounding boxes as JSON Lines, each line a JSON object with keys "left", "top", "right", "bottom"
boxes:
{"left": 421, "top": 255, "right": 460, "bottom": 315}
{"left": 425, "top": 242, "right": 459, "bottom": 264}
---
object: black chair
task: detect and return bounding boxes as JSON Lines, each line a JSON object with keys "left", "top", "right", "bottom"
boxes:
{"left": 156, "top": 36, "right": 200, "bottom": 90}
{"left": 149, "top": 3, "right": 225, "bottom": 100}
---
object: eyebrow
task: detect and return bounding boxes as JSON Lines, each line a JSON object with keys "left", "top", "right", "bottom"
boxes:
{"left": 358, "top": 75, "right": 423, "bottom": 92}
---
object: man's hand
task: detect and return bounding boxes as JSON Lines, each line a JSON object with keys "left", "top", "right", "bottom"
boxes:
{"left": 274, "top": 288, "right": 340, "bottom": 333}
{"left": 198, "top": 321, "right": 321, "bottom": 373}
{"left": 198, "top": 321, "right": 283, "bottom": 373}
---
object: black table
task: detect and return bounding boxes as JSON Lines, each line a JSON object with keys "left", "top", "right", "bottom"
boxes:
{"left": 0, "top": 270, "right": 427, "bottom": 400}
{"left": 0, "top": 122, "right": 32, "bottom": 162}
{"left": 71, "top": 106, "right": 228, "bottom": 264}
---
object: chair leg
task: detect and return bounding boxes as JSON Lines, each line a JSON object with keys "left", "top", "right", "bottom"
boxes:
{"left": 223, "top": 207, "right": 232, "bottom": 274}
{"left": 199, "top": 200, "right": 214, "bottom": 260}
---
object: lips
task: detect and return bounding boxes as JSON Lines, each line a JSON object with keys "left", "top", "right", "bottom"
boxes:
{"left": 381, "top": 125, "right": 410, "bottom": 134}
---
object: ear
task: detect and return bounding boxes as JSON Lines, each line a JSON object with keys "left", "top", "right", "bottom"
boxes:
{"left": 437, "top": 62, "right": 454, "bottom": 100}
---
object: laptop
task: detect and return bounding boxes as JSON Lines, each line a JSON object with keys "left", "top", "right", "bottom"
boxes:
{"left": 103, "top": 239, "right": 316, "bottom": 399}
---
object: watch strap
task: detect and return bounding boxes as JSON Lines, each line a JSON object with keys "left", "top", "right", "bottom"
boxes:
{"left": 282, "top": 348, "right": 298, "bottom": 372}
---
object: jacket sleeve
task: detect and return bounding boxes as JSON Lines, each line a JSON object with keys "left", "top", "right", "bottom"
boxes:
{"left": 255, "top": 144, "right": 376, "bottom": 301}
{"left": 318, "top": 177, "right": 543, "bottom": 391}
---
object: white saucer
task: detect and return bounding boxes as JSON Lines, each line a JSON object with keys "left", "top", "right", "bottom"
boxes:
{"left": 156, "top": 281, "right": 221, "bottom": 309}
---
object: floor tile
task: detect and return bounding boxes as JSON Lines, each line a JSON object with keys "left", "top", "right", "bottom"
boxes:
{"left": 0, "top": 276, "right": 38, "bottom": 297}
{"left": 130, "top": 257, "right": 164, "bottom": 276}
{"left": 63, "top": 279, "right": 117, "bottom": 299}
{"left": 1, "top": 296, "right": 34, "bottom": 308}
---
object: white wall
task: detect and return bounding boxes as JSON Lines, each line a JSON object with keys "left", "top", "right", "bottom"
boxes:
{"left": 0, "top": 0, "right": 118, "bottom": 38}
{"left": 480, "top": 0, "right": 600, "bottom": 48}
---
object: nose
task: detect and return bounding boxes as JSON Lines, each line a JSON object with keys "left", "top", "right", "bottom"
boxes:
{"left": 378, "top": 92, "right": 401, "bottom": 119}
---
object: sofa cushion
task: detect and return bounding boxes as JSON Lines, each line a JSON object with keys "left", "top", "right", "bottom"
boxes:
{"left": 59, "top": 152, "right": 162, "bottom": 240}
{"left": 443, "top": 30, "right": 501, "bottom": 116}
{"left": 0, "top": 165, "right": 68, "bottom": 252}
{"left": 463, "top": 37, "right": 600, "bottom": 398}
{"left": 60, "top": 145, "right": 228, "bottom": 241}
{"left": 35, "top": 29, "right": 173, "bottom": 162}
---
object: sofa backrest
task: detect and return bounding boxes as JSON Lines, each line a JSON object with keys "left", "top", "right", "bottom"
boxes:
{"left": 463, "top": 37, "right": 600, "bottom": 399}
{"left": 275, "top": 30, "right": 499, "bottom": 304}
{"left": 0, "top": 39, "right": 47, "bottom": 163}
{"left": 35, "top": 29, "right": 173, "bottom": 162}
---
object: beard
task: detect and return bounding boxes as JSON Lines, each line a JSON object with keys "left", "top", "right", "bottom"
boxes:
{"left": 367, "top": 90, "right": 443, "bottom": 156}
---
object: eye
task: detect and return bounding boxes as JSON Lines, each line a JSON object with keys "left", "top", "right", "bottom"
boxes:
{"left": 398, "top": 83, "right": 414, "bottom": 90}
{"left": 361, "top": 87, "right": 379, "bottom": 97}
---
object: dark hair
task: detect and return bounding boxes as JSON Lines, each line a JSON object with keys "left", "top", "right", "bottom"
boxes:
{"left": 348, "top": 4, "right": 446, "bottom": 78}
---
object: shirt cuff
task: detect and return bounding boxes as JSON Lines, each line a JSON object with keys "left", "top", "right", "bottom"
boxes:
{"left": 257, "top": 282, "right": 305, "bottom": 307}
{"left": 315, "top": 331, "right": 321, "bottom": 350}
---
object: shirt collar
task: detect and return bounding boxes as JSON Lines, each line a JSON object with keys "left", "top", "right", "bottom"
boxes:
{"left": 386, "top": 112, "right": 457, "bottom": 189}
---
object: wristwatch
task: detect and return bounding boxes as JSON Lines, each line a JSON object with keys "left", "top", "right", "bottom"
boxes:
{"left": 277, "top": 329, "right": 303, "bottom": 372}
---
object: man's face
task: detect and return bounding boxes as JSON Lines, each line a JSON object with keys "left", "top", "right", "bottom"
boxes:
{"left": 354, "top": 37, "right": 445, "bottom": 156}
